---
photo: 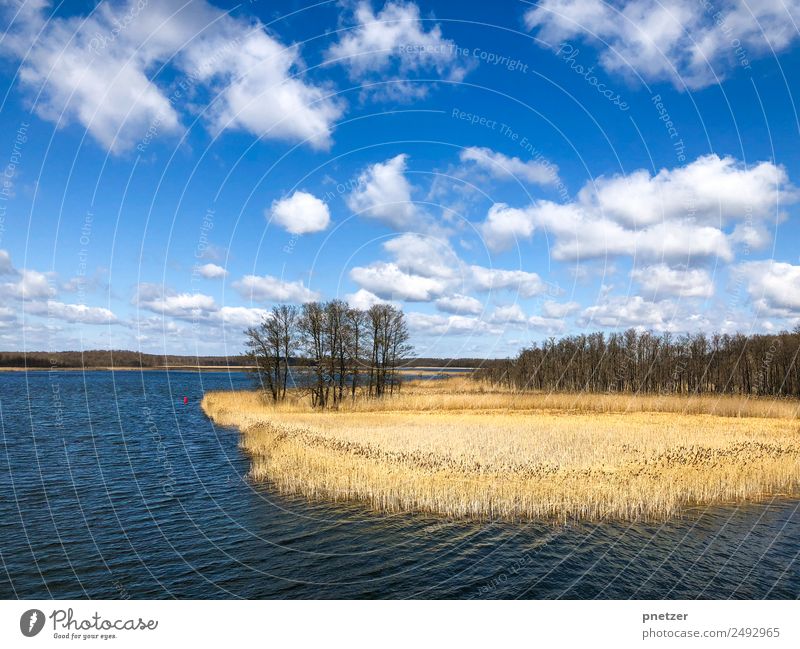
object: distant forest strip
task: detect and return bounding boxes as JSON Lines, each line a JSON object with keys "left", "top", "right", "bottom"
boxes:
{"left": 475, "top": 329, "right": 800, "bottom": 398}
{"left": 0, "top": 350, "right": 487, "bottom": 369}
{"left": 0, "top": 350, "right": 249, "bottom": 368}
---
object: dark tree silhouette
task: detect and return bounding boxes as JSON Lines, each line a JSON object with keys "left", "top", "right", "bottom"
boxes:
{"left": 474, "top": 328, "right": 800, "bottom": 398}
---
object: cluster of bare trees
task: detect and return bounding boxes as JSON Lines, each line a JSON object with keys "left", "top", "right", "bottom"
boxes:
{"left": 475, "top": 328, "right": 800, "bottom": 397}
{"left": 245, "top": 301, "right": 412, "bottom": 407}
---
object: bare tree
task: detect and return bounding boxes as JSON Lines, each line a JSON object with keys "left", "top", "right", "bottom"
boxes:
{"left": 247, "top": 301, "right": 415, "bottom": 408}
{"left": 475, "top": 328, "right": 800, "bottom": 398}
{"left": 299, "top": 301, "right": 328, "bottom": 408}
{"left": 244, "top": 305, "right": 298, "bottom": 402}
{"left": 345, "top": 306, "right": 367, "bottom": 400}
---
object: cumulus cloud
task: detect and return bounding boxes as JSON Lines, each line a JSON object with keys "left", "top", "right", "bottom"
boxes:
{"left": 345, "top": 288, "right": 394, "bottom": 310}
{"left": 631, "top": 264, "right": 714, "bottom": 298}
{"left": 526, "top": 0, "right": 800, "bottom": 89}
{"left": 528, "top": 314, "right": 568, "bottom": 333}
{"left": 0, "top": 250, "right": 13, "bottom": 275}
{"left": 270, "top": 191, "right": 331, "bottom": 235}
{"left": 136, "top": 284, "right": 217, "bottom": 319}
{"left": 479, "top": 155, "right": 793, "bottom": 261}
{"left": 479, "top": 203, "right": 539, "bottom": 251}
{"left": 541, "top": 300, "right": 581, "bottom": 318}
{"left": 346, "top": 154, "right": 420, "bottom": 229}
{"left": 191, "top": 25, "right": 344, "bottom": 149}
{"left": 739, "top": 260, "right": 800, "bottom": 316}
{"left": 1, "top": 0, "right": 343, "bottom": 152}
{"left": 349, "top": 262, "right": 448, "bottom": 301}
{"left": 406, "top": 311, "right": 494, "bottom": 335}
{"left": 0, "top": 250, "right": 121, "bottom": 327}
{"left": 325, "top": 0, "right": 468, "bottom": 98}
{"left": 135, "top": 283, "right": 274, "bottom": 329}
{"left": 195, "top": 263, "right": 228, "bottom": 279}
{"left": 435, "top": 293, "right": 483, "bottom": 315}
{"left": 468, "top": 265, "right": 549, "bottom": 298}
{"left": 490, "top": 304, "right": 528, "bottom": 324}
{"left": 460, "top": 146, "right": 560, "bottom": 186}
{"left": 233, "top": 274, "right": 320, "bottom": 304}
{"left": 25, "top": 300, "right": 118, "bottom": 324}
{"left": 382, "top": 233, "right": 460, "bottom": 279}
{"left": 215, "top": 306, "right": 269, "bottom": 328}
{"left": 578, "top": 155, "right": 791, "bottom": 228}
{"left": 580, "top": 295, "right": 673, "bottom": 329}
{"left": 488, "top": 303, "right": 566, "bottom": 332}
{"left": 1, "top": 269, "right": 55, "bottom": 300}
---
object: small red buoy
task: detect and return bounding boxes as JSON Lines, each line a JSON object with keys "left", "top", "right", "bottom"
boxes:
{"left": 183, "top": 396, "right": 189, "bottom": 405}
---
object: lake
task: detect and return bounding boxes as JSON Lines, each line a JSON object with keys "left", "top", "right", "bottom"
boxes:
{"left": 1, "top": 370, "right": 798, "bottom": 598}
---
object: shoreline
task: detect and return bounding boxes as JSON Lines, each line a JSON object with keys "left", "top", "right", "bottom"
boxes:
{"left": 0, "top": 365, "right": 255, "bottom": 372}
{"left": 201, "top": 378, "right": 800, "bottom": 522}
{"left": 0, "top": 365, "right": 472, "bottom": 373}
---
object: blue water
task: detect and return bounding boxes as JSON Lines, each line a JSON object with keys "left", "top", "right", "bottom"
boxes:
{"left": 1, "top": 370, "right": 798, "bottom": 599}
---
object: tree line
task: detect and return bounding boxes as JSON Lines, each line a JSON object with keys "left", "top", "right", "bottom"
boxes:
{"left": 245, "top": 301, "right": 412, "bottom": 407}
{"left": 474, "top": 328, "right": 800, "bottom": 398}
{"left": 0, "top": 350, "right": 247, "bottom": 368}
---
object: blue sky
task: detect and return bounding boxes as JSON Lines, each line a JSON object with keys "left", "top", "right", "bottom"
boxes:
{"left": 0, "top": 0, "right": 799, "bottom": 357}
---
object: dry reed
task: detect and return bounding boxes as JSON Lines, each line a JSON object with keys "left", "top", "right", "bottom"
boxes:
{"left": 201, "top": 378, "right": 800, "bottom": 521}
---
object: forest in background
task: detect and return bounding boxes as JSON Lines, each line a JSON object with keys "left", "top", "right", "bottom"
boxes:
{"left": 0, "top": 349, "right": 484, "bottom": 369}
{"left": 475, "top": 328, "right": 800, "bottom": 397}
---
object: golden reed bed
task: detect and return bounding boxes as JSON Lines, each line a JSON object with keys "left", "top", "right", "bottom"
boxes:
{"left": 201, "top": 378, "right": 800, "bottom": 521}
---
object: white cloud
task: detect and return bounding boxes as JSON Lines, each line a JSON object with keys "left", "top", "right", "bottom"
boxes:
{"left": 407, "top": 311, "right": 493, "bottom": 335}
{"left": 480, "top": 155, "right": 793, "bottom": 261}
{"left": 1, "top": 0, "right": 343, "bottom": 152}
{"left": 526, "top": 0, "right": 800, "bottom": 89}
{"left": 25, "top": 300, "right": 118, "bottom": 324}
{"left": 631, "top": 264, "right": 714, "bottom": 298}
{"left": 469, "top": 265, "right": 549, "bottom": 298}
{"left": 460, "top": 146, "right": 560, "bottom": 186}
{"left": 578, "top": 155, "right": 791, "bottom": 228}
{"left": 383, "top": 233, "right": 460, "bottom": 279}
{"left": 528, "top": 314, "right": 567, "bottom": 333}
{"left": 541, "top": 300, "right": 581, "bottom": 318}
{"left": 191, "top": 25, "right": 344, "bottom": 149}
{"left": 349, "top": 262, "right": 447, "bottom": 301}
{"left": 325, "top": 1, "right": 467, "bottom": 97}
{"left": 233, "top": 274, "right": 320, "bottom": 304}
{"left": 729, "top": 222, "right": 772, "bottom": 250}
{"left": 135, "top": 315, "right": 187, "bottom": 335}
{"left": 135, "top": 282, "right": 285, "bottom": 329}
{"left": 490, "top": 304, "right": 528, "bottom": 324}
{"left": 580, "top": 295, "right": 673, "bottom": 329}
{"left": 195, "top": 263, "right": 228, "bottom": 279}
{"left": 0, "top": 250, "right": 13, "bottom": 274}
{"left": 479, "top": 203, "right": 538, "bottom": 251}
{"left": 0, "top": 251, "right": 118, "bottom": 326}
{"left": 436, "top": 293, "right": 483, "bottom": 315}
{"left": 136, "top": 285, "right": 217, "bottom": 319}
{"left": 739, "top": 261, "right": 800, "bottom": 316}
{"left": 1, "top": 269, "right": 55, "bottom": 300}
{"left": 346, "top": 154, "right": 420, "bottom": 229}
{"left": 345, "top": 288, "right": 393, "bottom": 310}
{"left": 486, "top": 303, "right": 566, "bottom": 333}
{"left": 270, "top": 191, "right": 331, "bottom": 235}
{"left": 214, "top": 306, "right": 269, "bottom": 328}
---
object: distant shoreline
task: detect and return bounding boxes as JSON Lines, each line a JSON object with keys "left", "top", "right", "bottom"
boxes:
{"left": 0, "top": 365, "right": 474, "bottom": 373}
{"left": 0, "top": 350, "right": 487, "bottom": 372}
{"left": 0, "top": 365, "right": 255, "bottom": 372}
